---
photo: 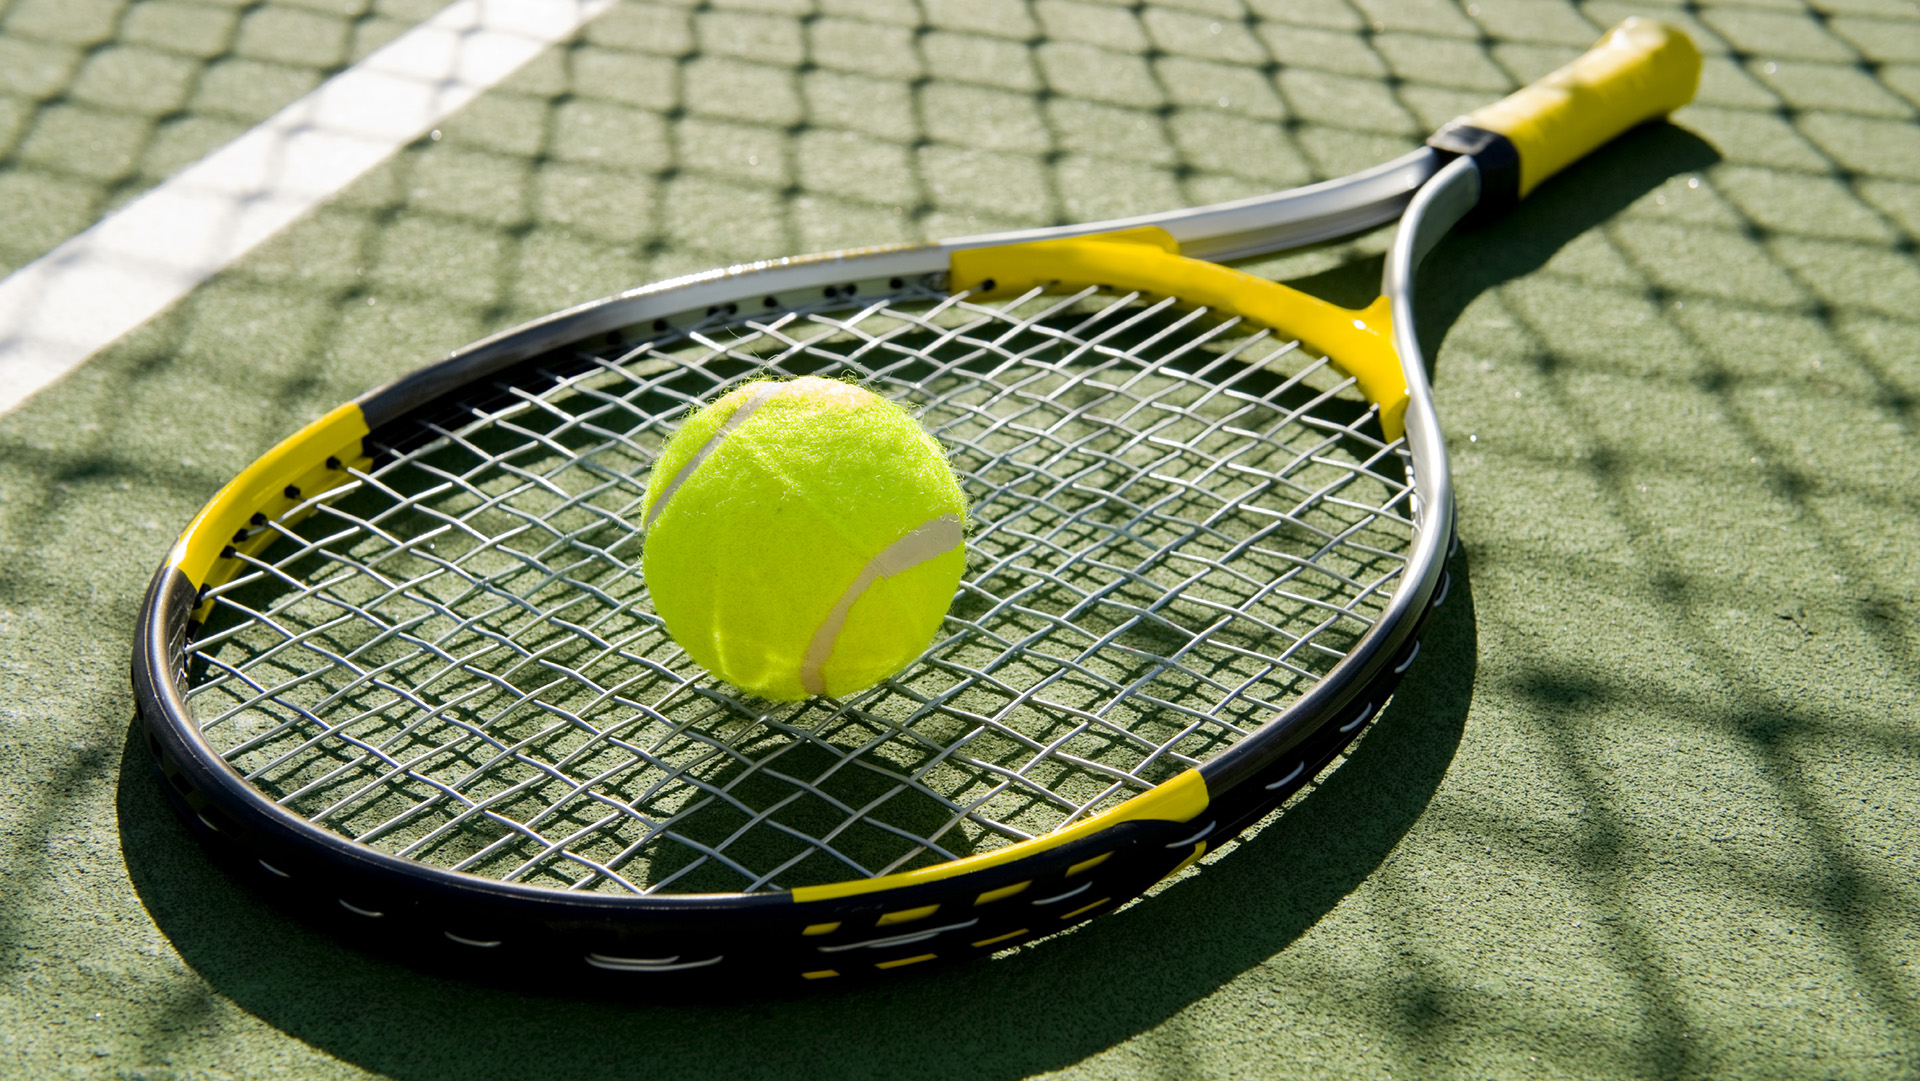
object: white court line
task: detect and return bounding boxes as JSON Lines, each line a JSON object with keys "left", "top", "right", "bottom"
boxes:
{"left": 0, "top": 0, "right": 614, "bottom": 418}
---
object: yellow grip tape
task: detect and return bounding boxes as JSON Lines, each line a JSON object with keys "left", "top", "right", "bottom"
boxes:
{"left": 1464, "top": 17, "right": 1701, "bottom": 197}
{"left": 950, "top": 227, "right": 1410, "bottom": 440}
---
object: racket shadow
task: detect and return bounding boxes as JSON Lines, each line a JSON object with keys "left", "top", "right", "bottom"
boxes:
{"left": 112, "top": 558, "right": 1473, "bottom": 1080}
{"left": 1267, "top": 122, "right": 1720, "bottom": 378}
{"left": 1409, "top": 122, "right": 1721, "bottom": 372}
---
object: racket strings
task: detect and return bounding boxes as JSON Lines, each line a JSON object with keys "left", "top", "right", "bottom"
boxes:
{"left": 185, "top": 284, "right": 1417, "bottom": 895}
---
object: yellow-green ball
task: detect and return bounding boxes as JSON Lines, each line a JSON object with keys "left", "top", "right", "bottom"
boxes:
{"left": 640, "top": 376, "right": 968, "bottom": 701}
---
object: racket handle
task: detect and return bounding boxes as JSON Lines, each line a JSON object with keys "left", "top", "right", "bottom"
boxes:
{"left": 1429, "top": 17, "right": 1701, "bottom": 211}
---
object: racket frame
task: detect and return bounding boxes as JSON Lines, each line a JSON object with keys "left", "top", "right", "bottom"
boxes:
{"left": 131, "top": 11, "right": 1704, "bottom": 981}
{"left": 132, "top": 150, "right": 1476, "bottom": 982}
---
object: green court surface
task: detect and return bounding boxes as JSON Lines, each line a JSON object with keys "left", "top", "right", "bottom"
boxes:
{"left": 1, "top": 0, "right": 1916, "bottom": 1076}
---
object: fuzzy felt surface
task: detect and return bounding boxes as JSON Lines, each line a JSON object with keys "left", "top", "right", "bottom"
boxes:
{"left": 642, "top": 376, "right": 968, "bottom": 699}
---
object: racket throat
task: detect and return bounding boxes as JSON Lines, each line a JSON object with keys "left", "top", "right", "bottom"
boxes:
{"left": 950, "top": 229, "right": 1410, "bottom": 440}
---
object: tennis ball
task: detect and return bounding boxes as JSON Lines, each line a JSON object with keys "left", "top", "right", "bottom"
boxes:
{"left": 640, "top": 376, "right": 968, "bottom": 701}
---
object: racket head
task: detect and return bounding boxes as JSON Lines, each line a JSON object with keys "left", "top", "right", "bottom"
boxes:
{"left": 128, "top": 12, "right": 1711, "bottom": 985}
{"left": 133, "top": 171, "right": 1463, "bottom": 986}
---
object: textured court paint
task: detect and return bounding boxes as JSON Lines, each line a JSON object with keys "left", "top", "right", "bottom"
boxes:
{"left": 0, "top": 1, "right": 1916, "bottom": 1079}
{"left": 0, "top": 0, "right": 615, "bottom": 417}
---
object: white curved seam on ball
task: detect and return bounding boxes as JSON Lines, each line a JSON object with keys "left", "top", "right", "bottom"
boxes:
{"left": 800, "top": 514, "right": 965, "bottom": 697}
{"left": 642, "top": 382, "right": 783, "bottom": 529}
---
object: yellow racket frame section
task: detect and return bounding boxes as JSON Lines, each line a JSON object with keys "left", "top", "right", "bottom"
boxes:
{"left": 791, "top": 768, "right": 1209, "bottom": 903}
{"left": 166, "top": 402, "right": 373, "bottom": 619}
{"left": 950, "top": 227, "right": 1411, "bottom": 440}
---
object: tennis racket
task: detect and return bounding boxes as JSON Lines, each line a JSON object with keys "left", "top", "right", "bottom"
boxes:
{"left": 134, "top": 18, "right": 1700, "bottom": 985}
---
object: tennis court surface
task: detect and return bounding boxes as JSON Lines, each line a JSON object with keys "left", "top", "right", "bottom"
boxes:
{"left": 0, "top": 0, "right": 1915, "bottom": 1077}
